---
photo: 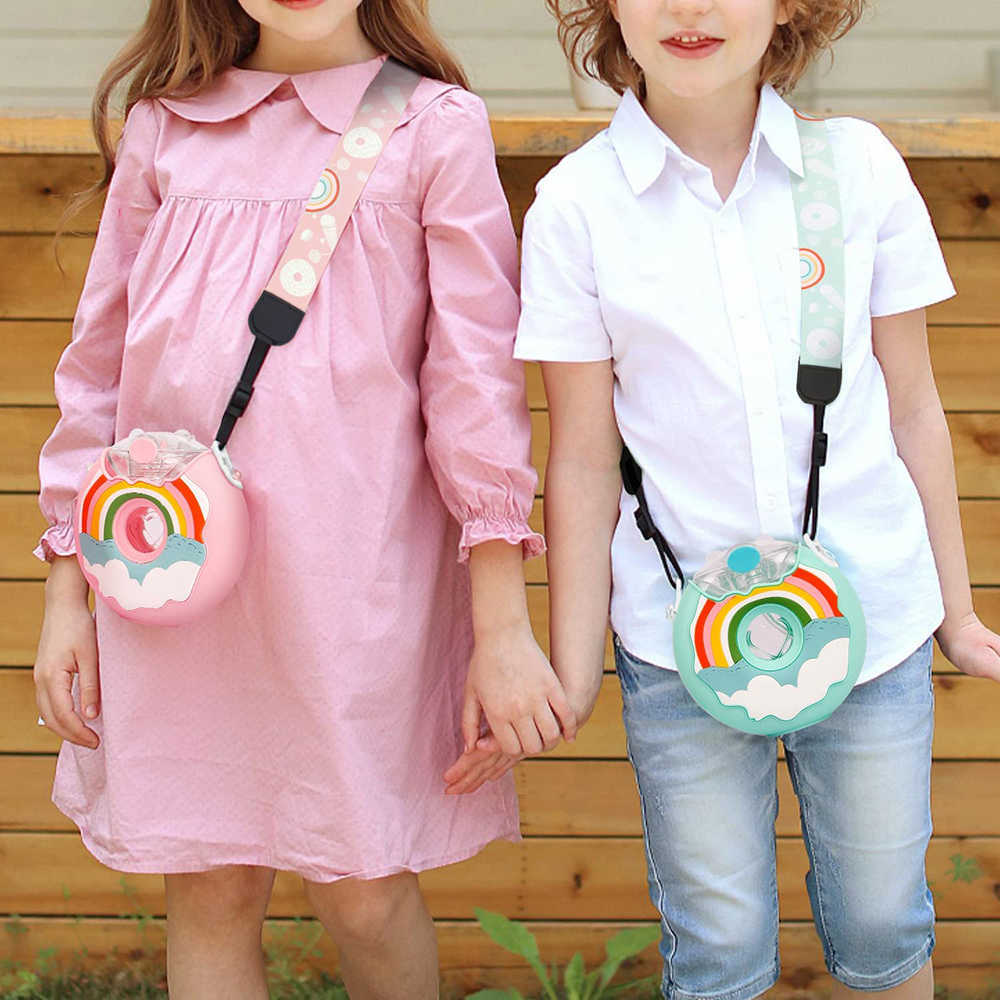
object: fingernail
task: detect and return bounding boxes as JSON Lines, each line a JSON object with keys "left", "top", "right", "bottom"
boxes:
{"left": 84, "top": 705, "right": 97, "bottom": 719}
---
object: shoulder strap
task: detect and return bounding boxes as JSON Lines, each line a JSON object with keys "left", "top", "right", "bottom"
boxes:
{"left": 791, "top": 112, "right": 846, "bottom": 538}
{"left": 215, "top": 57, "right": 422, "bottom": 448}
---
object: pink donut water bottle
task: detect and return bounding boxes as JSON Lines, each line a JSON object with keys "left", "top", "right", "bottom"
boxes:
{"left": 74, "top": 429, "right": 249, "bottom": 626}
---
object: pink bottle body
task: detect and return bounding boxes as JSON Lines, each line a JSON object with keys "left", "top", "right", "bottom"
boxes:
{"left": 74, "top": 432, "right": 249, "bottom": 627}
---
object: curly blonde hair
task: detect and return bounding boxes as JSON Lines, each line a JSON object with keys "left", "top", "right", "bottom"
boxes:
{"left": 546, "top": 0, "right": 867, "bottom": 99}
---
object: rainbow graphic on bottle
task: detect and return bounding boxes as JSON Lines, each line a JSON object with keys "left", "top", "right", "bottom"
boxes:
{"left": 73, "top": 430, "right": 250, "bottom": 624}
{"left": 76, "top": 466, "right": 210, "bottom": 612}
{"left": 673, "top": 538, "right": 866, "bottom": 736}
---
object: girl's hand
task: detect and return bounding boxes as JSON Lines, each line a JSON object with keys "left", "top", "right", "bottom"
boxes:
{"left": 443, "top": 742, "right": 522, "bottom": 796}
{"left": 472, "top": 662, "right": 605, "bottom": 758}
{"left": 462, "top": 622, "right": 577, "bottom": 758}
{"left": 34, "top": 558, "right": 101, "bottom": 749}
{"left": 936, "top": 613, "right": 1000, "bottom": 682}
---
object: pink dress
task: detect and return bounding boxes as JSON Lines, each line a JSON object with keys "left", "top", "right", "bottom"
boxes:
{"left": 36, "top": 54, "right": 543, "bottom": 880}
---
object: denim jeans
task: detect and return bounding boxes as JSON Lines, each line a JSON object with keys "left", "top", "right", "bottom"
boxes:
{"left": 615, "top": 635, "right": 935, "bottom": 999}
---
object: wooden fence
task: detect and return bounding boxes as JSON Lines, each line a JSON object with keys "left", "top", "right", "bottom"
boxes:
{"left": 1, "top": 114, "right": 999, "bottom": 996}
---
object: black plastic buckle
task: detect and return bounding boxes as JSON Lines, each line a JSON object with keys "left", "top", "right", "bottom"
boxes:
{"left": 248, "top": 291, "right": 306, "bottom": 346}
{"left": 811, "top": 431, "right": 829, "bottom": 467}
{"left": 633, "top": 507, "right": 655, "bottom": 541}
{"left": 226, "top": 384, "right": 254, "bottom": 419}
{"left": 797, "top": 363, "right": 842, "bottom": 406}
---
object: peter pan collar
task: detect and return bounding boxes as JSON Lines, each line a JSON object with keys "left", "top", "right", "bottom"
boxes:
{"left": 159, "top": 53, "right": 426, "bottom": 134}
{"left": 609, "top": 83, "right": 805, "bottom": 196}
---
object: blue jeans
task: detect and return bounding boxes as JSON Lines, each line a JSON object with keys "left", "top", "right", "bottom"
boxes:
{"left": 614, "top": 635, "right": 935, "bottom": 1000}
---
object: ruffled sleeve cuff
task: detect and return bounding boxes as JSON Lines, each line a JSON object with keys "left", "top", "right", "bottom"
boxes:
{"left": 458, "top": 514, "right": 546, "bottom": 564}
{"left": 34, "top": 521, "right": 77, "bottom": 564}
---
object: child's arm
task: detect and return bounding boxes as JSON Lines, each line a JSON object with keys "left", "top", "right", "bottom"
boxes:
{"left": 873, "top": 308, "right": 1000, "bottom": 681}
{"left": 34, "top": 100, "right": 162, "bottom": 744}
{"left": 541, "top": 359, "right": 622, "bottom": 724}
{"left": 414, "top": 91, "right": 575, "bottom": 782}
{"left": 449, "top": 361, "right": 619, "bottom": 790}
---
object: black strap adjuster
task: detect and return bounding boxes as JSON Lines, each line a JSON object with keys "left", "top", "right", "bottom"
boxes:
{"left": 811, "top": 431, "right": 829, "bottom": 467}
{"left": 225, "top": 384, "right": 254, "bottom": 419}
{"left": 634, "top": 507, "right": 655, "bottom": 541}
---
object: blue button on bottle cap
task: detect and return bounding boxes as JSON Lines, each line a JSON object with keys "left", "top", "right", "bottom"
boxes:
{"left": 727, "top": 545, "right": 761, "bottom": 573}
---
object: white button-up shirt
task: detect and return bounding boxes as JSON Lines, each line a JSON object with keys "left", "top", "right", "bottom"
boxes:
{"left": 515, "top": 84, "right": 956, "bottom": 683}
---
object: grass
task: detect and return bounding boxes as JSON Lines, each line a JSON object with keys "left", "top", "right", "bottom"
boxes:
{"left": 0, "top": 956, "right": 350, "bottom": 999}
{"left": 2, "top": 970, "right": 999, "bottom": 999}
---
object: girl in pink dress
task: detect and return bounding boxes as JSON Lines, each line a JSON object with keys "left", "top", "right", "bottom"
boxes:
{"left": 32, "top": 1, "right": 574, "bottom": 996}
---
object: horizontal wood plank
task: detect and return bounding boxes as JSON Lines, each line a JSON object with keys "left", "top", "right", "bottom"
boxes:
{"left": 6, "top": 323, "right": 999, "bottom": 412}
{"left": 5, "top": 754, "right": 1000, "bottom": 839}
{"left": 1, "top": 832, "right": 998, "bottom": 921}
{"left": 525, "top": 326, "right": 1000, "bottom": 413}
{"left": 1, "top": 917, "right": 996, "bottom": 998}
{"left": 2, "top": 235, "right": 990, "bottom": 328}
{"left": 489, "top": 115, "right": 1000, "bottom": 159}
{"left": 0, "top": 155, "right": 102, "bottom": 233}
{"left": 3, "top": 581, "right": 999, "bottom": 671}
{"left": 2, "top": 157, "right": 998, "bottom": 239}
{"left": 523, "top": 499, "right": 1000, "bottom": 585}
{"left": 4, "top": 659, "right": 1000, "bottom": 762}
{"left": 10, "top": 409, "right": 1000, "bottom": 503}
{"left": 498, "top": 158, "right": 1000, "bottom": 240}
{"left": 6, "top": 113, "right": 1000, "bottom": 158}
{"left": 529, "top": 410, "right": 1000, "bottom": 496}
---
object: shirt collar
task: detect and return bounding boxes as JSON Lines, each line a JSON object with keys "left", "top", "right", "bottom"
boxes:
{"left": 609, "top": 82, "right": 804, "bottom": 197}
{"left": 159, "top": 53, "right": 395, "bottom": 133}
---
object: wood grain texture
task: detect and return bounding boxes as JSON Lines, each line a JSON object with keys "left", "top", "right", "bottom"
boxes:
{"left": 1, "top": 832, "right": 998, "bottom": 921}
{"left": 5, "top": 406, "right": 1000, "bottom": 497}
{"left": 4, "top": 581, "right": 999, "bottom": 671}
{"left": 4, "top": 234, "right": 999, "bottom": 322}
{"left": 5, "top": 319, "right": 998, "bottom": 413}
{"left": 526, "top": 324, "right": 1000, "bottom": 412}
{"left": 6, "top": 116, "right": 1000, "bottom": 157}
{"left": 6, "top": 490, "right": 998, "bottom": 586}
{"left": 6, "top": 754, "right": 1000, "bottom": 838}
{"left": 4, "top": 666, "right": 999, "bottom": 761}
{"left": 520, "top": 499, "right": 1000, "bottom": 585}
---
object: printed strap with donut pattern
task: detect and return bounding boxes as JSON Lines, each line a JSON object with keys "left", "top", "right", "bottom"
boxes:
{"left": 215, "top": 58, "right": 422, "bottom": 448}
{"left": 791, "top": 112, "right": 846, "bottom": 539}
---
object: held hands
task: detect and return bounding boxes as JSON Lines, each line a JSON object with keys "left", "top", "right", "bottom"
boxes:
{"left": 444, "top": 622, "right": 577, "bottom": 795}
{"left": 936, "top": 612, "right": 1000, "bottom": 682}
{"left": 34, "top": 557, "right": 101, "bottom": 749}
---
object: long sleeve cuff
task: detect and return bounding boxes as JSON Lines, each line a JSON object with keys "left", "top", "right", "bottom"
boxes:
{"left": 35, "top": 521, "right": 77, "bottom": 564}
{"left": 458, "top": 514, "right": 546, "bottom": 564}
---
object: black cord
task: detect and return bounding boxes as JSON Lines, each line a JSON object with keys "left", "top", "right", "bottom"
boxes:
{"left": 620, "top": 447, "right": 685, "bottom": 589}
{"left": 214, "top": 338, "right": 271, "bottom": 448}
{"left": 802, "top": 404, "right": 828, "bottom": 540}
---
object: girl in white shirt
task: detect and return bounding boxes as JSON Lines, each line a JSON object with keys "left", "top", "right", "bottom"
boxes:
{"left": 512, "top": 1, "right": 1000, "bottom": 997}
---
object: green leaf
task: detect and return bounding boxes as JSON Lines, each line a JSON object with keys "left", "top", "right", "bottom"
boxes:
{"left": 564, "top": 952, "right": 586, "bottom": 998}
{"left": 604, "top": 925, "right": 661, "bottom": 961}
{"left": 465, "top": 990, "right": 524, "bottom": 1000}
{"left": 604, "top": 975, "right": 661, "bottom": 997}
{"left": 946, "top": 853, "right": 982, "bottom": 884}
{"left": 473, "top": 909, "right": 557, "bottom": 999}
{"left": 474, "top": 909, "right": 541, "bottom": 962}
{"left": 595, "top": 925, "right": 661, "bottom": 994}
